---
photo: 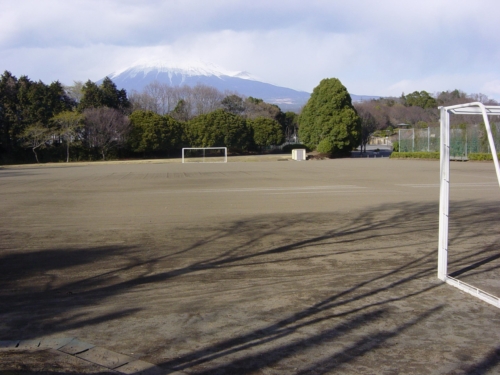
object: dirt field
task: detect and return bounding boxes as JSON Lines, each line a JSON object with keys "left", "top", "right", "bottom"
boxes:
{"left": 1, "top": 157, "right": 499, "bottom": 374}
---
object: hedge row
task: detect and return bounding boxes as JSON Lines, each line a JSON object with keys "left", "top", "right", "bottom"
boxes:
{"left": 390, "top": 152, "right": 500, "bottom": 161}
{"left": 390, "top": 152, "right": 440, "bottom": 159}
{"left": 468, "top": 153, "right": 500, "bottom": 161}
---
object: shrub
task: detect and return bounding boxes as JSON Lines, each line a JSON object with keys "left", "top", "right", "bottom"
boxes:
{"left": 390, "top": 152, "right": 440, "bottom": 159}
{"left": 468, "top": 153, "right": 500, "bottom": 161}
{"left": 316, "top": 138, "right": 334, "bottom": 155}
{"left": 392, "top": 141, "right": 399, "bottom": 152}
{"left": 391, "top": 152, "right": 500, "bottom": 161}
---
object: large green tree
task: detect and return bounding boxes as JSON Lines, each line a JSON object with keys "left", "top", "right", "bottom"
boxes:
{"left": 0, "top": 71, "right": 74, "bottom": 162}
{"left": 0, "top": 71, "right": 21, "bottom": 158}
{"left": 283, "top": 111, "right": 299, "bottom": 142}
{"left": 128, "top": 110, "right": 183, "bottom": 155}
{"left": 221, "top": 94, "right": 245, "bottom": 115}
{"left": 100, "top": 77, "right": 131, "bottom": 112}
{"left": 171, "top": 99, "right": 190, "bottom": 122}
{"left": 186, "top": 109, "right": 251, "bottom": 151}
{"left": 78, "top": 80, "right": 102, "bottom": 111}
{"left": 247, "top": 117, "right": 284, "bottom": 151}
{"left": 298, "top": 78, "right": 361, "bottom": 154}
{"left": 78, "top": 77, "right": 130, "bottom": 113}
{"left": 403, "top": 91, "right": 437, "bottom": 109}
{"left": 18, "top": 79, "right": 73, "bottom": 127}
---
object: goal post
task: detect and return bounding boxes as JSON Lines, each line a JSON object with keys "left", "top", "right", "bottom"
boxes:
{"left": 438, "top": 102, "right": 500, "bottom": 308}
{"left": 182, "top": 147, "right": 227, "bottom": 163}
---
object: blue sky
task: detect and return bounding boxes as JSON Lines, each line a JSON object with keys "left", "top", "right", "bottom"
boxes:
{"left": 1, "top": 0, "right": 499, "bottom": 99}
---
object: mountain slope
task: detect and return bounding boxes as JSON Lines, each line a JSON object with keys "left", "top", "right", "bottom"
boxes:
{"left": 102, "top": 61, "right": 378, "bottom": 111}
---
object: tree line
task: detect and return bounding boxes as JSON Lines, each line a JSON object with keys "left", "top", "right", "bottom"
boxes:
{"left": 0, "top": 71, "right": 300, "bottom": 163}
{"left": 352, "top": 89, "right": 499, "bottom": 153}
{"left": 2, "top": 69, "right": 497, "bottom": 163}
{"left": 297, "top": 80, "right": 500, "bottom": 156}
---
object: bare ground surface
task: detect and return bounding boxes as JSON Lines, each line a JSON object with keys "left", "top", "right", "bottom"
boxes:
{"left": 1, "top": 158, "right": 500, "bottom": 374}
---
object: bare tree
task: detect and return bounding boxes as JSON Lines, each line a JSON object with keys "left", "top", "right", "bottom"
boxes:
{"left": 52, "top": 111, "right": 83, "bottom": 162}
{"left": 354, "top": 101, "right": 390, "bottom": 129}
{"left": 19, "top": 123, "right": 53, "bottom": 163}
{"left": 129, "top": 82, "right": 225, "bottom": 120}
{"left": 388, "top": 104, "right": 437, "bottom": 126}
{"left": 356, "top": 107, "right": 378, "bottom": 153}
{"left": 146, "top": 81, "right": 179, "bottom": 114}
{"left": 83, "top": 107, "right": 130, "bottom": 160}
{"left": 129, "top": 82, "right": 173, "bottom": 115}
{"left": 191, "top": 84, "right": 224, "bottom": 116}
{"left": 129, "top": 90, "right": 157, "bottom": 113}
{"left": 243, "top": 97, "right": 282, "bottom": 120}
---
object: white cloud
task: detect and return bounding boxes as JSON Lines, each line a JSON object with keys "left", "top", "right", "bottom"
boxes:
{"left": 1, "top": 0, "right": 499, "bottom": 100}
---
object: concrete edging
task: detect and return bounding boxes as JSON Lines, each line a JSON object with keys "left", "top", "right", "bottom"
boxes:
{"left": 0, "top": 337, "right": 179, "bottom": 375}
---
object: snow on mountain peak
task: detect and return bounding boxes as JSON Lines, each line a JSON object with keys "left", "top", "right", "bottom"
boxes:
{"left": 110, "top": 59, "right": 258, "bottom": 81}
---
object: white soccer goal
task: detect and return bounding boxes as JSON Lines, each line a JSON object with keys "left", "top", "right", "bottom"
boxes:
{"left": 182, "top": 147, "right": 227, "bottom": 163}
{"left": 438, "top": 102, "right": 500, "bottom": 308}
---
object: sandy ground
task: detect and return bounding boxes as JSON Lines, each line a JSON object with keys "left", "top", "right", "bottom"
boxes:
{"left": 0, "top": 157, "right": 499, "bottom": 374}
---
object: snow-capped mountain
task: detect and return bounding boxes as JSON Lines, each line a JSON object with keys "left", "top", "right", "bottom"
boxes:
{"left": 101, "top": 60, "right": 378, "bottom": 111}
{"left": 109, "top": 59, "right": 259, "bottom": 83}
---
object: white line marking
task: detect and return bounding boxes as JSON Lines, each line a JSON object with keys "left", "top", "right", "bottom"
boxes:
{"left": 189, "top": 185, "right": 366, "bottom": 193}
{"left": 265, "top": 190, "right": 373, "bottom": 195}
{"left": 396, "top": 184, "right": 439, "bottom": 188}
{"left": 397, "top": 182, "right": 497, "bottom": 188}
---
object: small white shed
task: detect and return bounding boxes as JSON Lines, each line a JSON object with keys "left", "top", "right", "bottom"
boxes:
{"left": 292, "top": 149, "right": 306, "bottom": 161}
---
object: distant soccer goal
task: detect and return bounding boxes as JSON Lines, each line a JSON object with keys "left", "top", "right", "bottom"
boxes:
{"left": 438, "top": 102, "right": 500, "bottom": 308}
{"left": 182, "top": 147, "right": 227, "bottom": 163}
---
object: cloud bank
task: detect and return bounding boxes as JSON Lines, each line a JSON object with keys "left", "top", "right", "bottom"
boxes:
{"left": 1, "top": 0, "right": 499, "bottom": 99}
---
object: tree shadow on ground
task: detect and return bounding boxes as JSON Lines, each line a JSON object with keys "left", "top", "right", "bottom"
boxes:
{"left": 446, "top": 200, "right": 500, "bottom": 293}
{"left": 463, "top": 346, "right": 500, "bottom": 375}
{"left": 0, "top": 200, "right": 499, "bottom": 374}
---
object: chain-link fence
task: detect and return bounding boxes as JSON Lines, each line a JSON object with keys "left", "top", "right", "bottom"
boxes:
{"left": 398, "top": 128, "right": 440, "bottom": 153}
{"left": 398, "top": 124, "right": 500, "bottom": 158}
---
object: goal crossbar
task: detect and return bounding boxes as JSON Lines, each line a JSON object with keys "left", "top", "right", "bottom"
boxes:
{"left": 182, "top": 147, "right": 227, "bottom": 163}
{"left": 438, "top": 102, "right": 500, "bottom": 308}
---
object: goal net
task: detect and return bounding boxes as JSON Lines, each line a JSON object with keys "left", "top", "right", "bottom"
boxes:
{"left": 182, "top": 147, "right": 227, "bottom": 163}
{"left": 438, "top": 102, "right": 500, "bottom": 308}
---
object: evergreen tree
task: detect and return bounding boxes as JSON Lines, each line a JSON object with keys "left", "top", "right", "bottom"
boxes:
{"left": 298, "top": 78, "right": 361, "bottom": 155}
{"left": 78, "top": 78, "right": 130, "bottom": 113}
{"left": 247, "top": 117, "right": 284, "bottom": 151}
{"left": 171, "top": 99, "right": 190, "bottom": 122}
{"left": 100, "top": 77, "right": 131, "bottom": 112}
{"left": 403, "top": 91, "right": 437, "bottom": 109}
{"left": 128, "top": 110, "right": 183, "bottom": 155}
{"left": 0, "top": 71, "right": 74, "bottom": 162}
{"left": 186, "top": 109, "right": 251, "bottom": 152}
{"left": 0, "top": 71, "right": 20, "bottom": 158}
{"left": 78, "top": 80, "right": 102, "bottom": 111}
{"left": 18, "top": 79, "right": 73, "bottom": 127}
{"left": 221, "top": 94, "right": 245, "bottom": 115}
